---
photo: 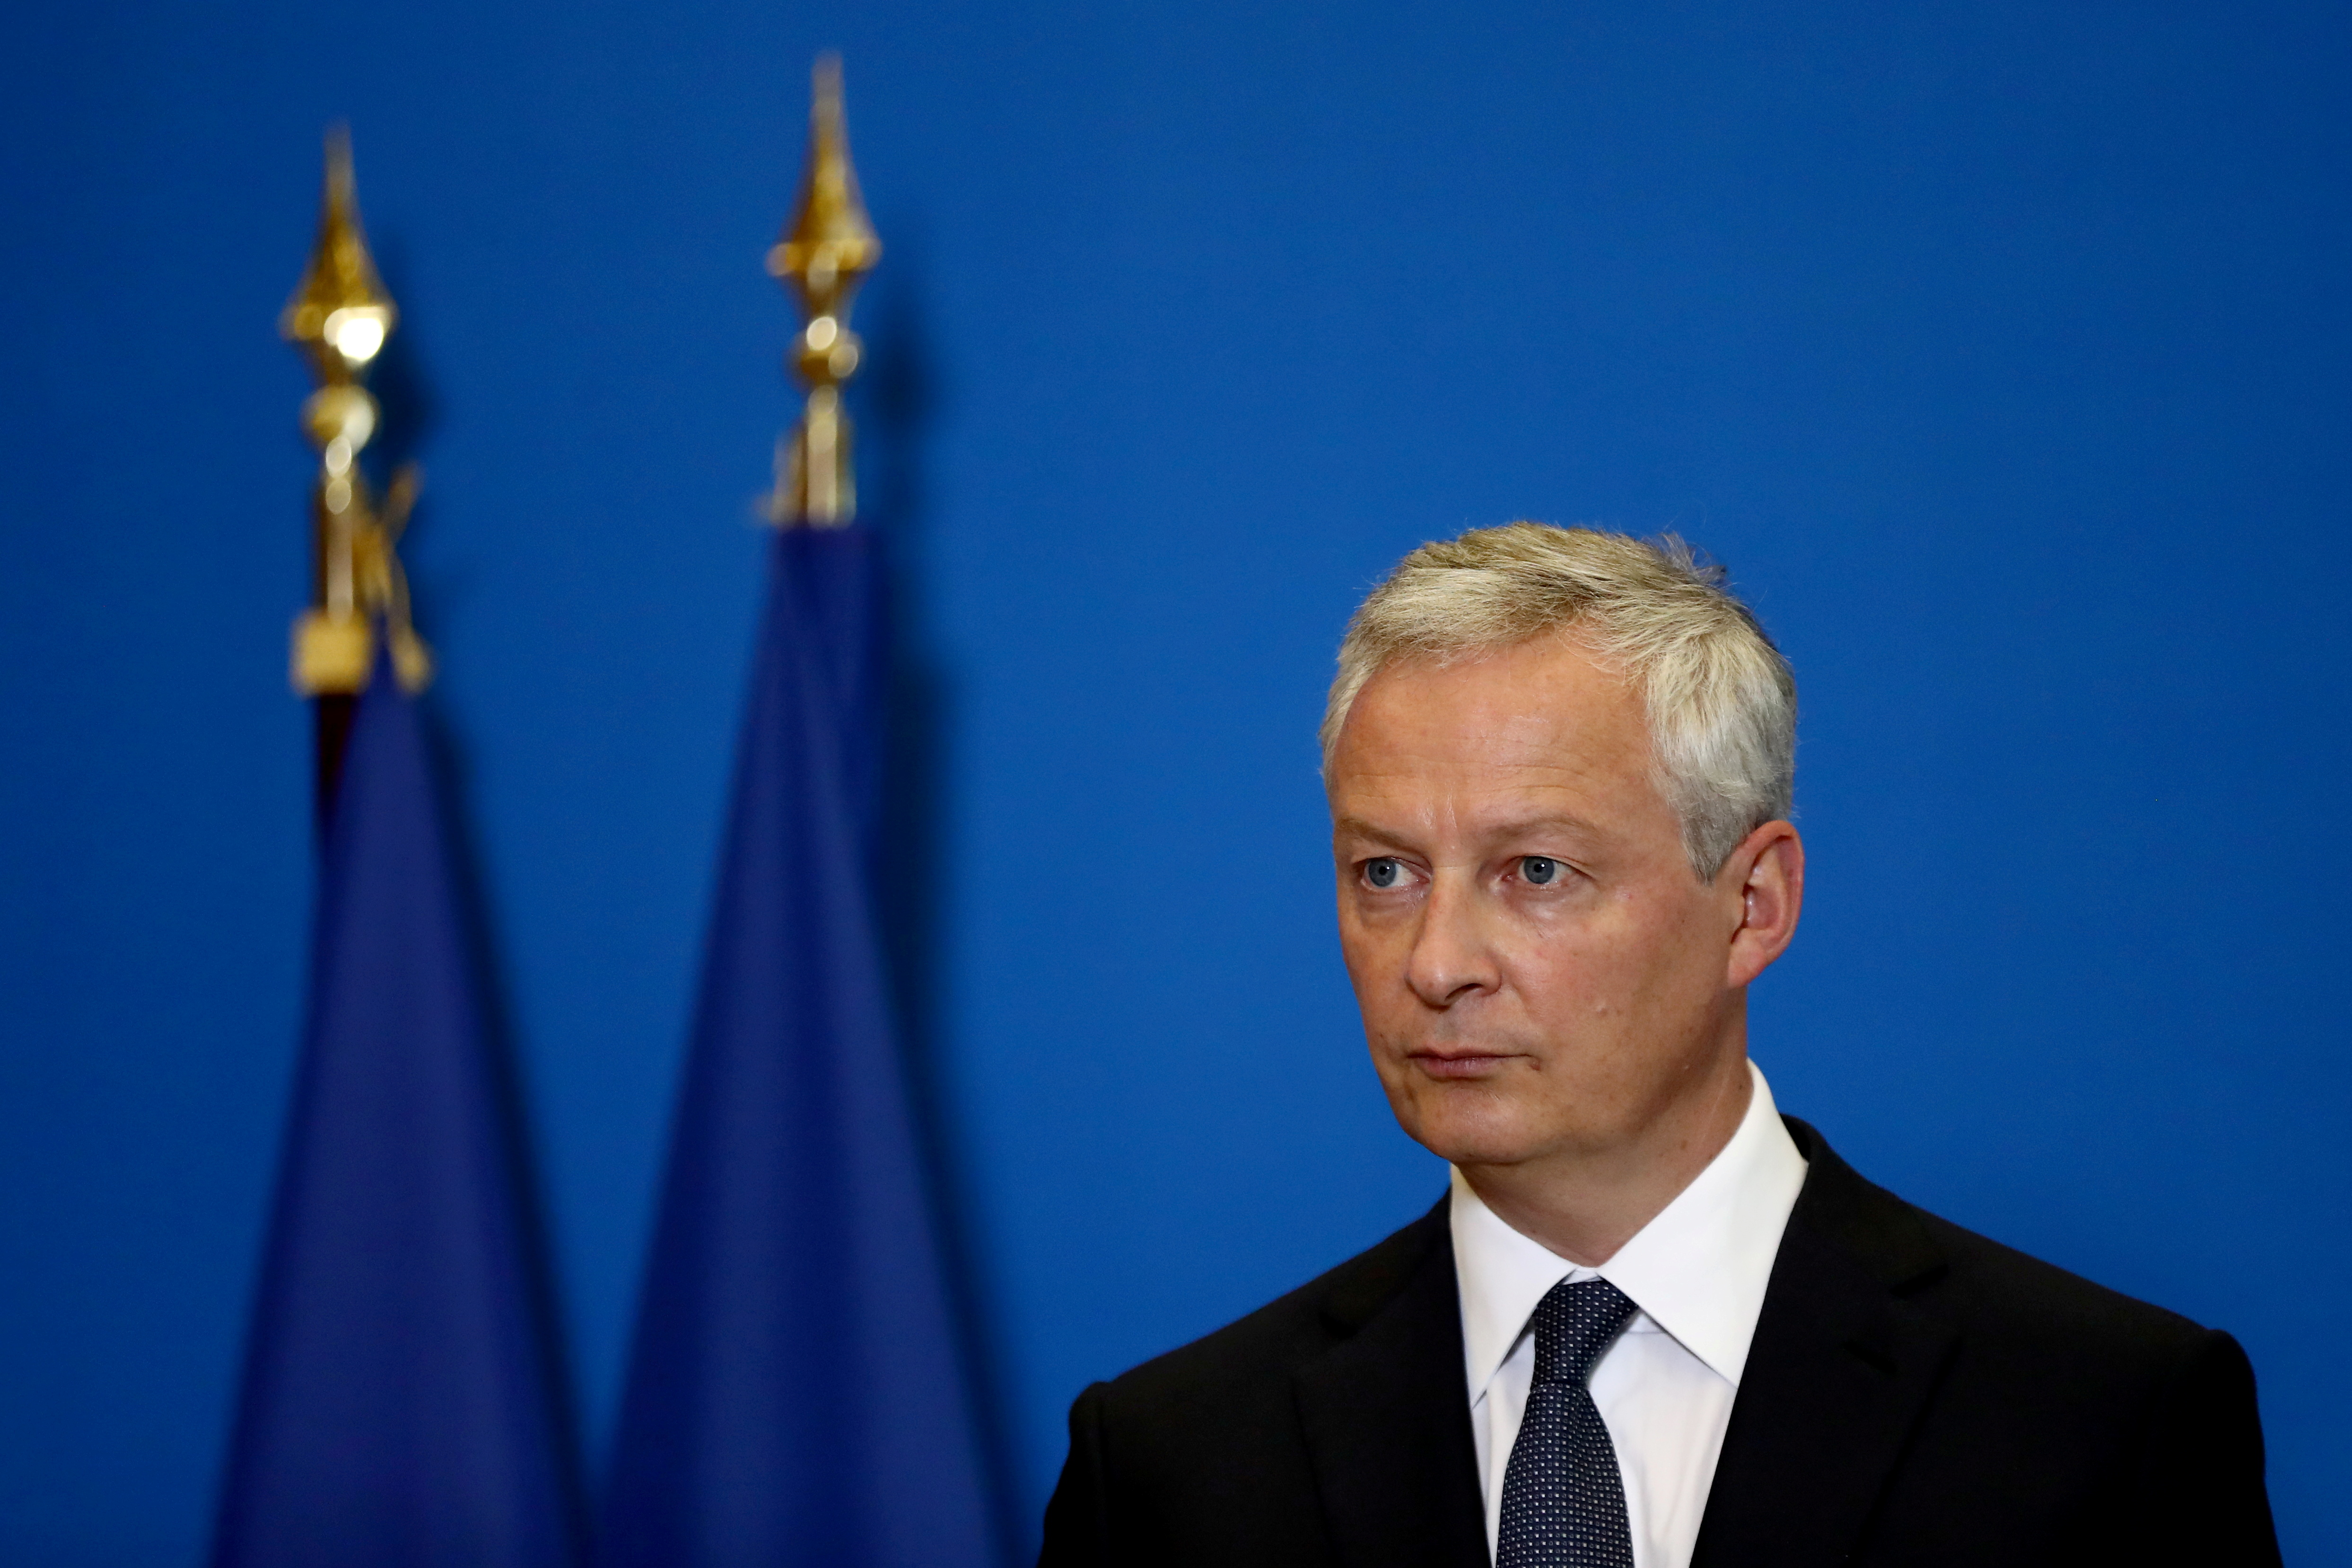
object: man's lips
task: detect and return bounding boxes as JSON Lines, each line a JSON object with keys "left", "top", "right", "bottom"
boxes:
{"left": 1407, "top": 1048, "right": 1516, "bottom": 1080}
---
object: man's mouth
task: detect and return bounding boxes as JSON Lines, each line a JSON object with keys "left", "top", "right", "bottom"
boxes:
{"left": 1407, "top": 1048, "right": 1514, "bottom": 1080}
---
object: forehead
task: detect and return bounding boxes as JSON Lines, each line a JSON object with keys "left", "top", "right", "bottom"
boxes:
{"left": 1329, "top": 637, "right": 1661, "bottom": 818}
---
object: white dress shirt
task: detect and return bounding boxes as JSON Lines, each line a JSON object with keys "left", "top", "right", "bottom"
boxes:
{"left": 1451, "top": 1060, "right": 1807, "bottom": 1568}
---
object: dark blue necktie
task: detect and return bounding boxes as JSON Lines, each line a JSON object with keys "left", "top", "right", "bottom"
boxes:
{"left": 1496, "top": 1277, "right": 1638, "bottom": 1568}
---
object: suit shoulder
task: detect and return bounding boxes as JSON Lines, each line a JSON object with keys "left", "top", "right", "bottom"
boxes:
{"left": 1910, "top": 1204, "right": 2220, "bottom": 1360}
{"left": 1093, "top": 1200, "right": 1448, "bottom": 1418}
{"left": 1787, "top": 1115, "right": 2222, "bottom": 1366}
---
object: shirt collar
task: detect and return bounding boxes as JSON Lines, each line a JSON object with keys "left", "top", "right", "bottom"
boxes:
{"left": 1450, "top": 1060, "right": 1808, "bottom": 1396}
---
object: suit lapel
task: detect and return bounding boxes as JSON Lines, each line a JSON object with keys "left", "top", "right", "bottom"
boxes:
{"left": 1293, "top": 1204, "right": 1491, "bottom": 1568}
{"left": 1691, "top": 1121, "right": 1959, "bottom": 1568}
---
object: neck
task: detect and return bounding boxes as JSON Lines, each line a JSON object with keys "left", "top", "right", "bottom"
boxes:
{"left": 1459, "top": 1034, "right": 1754, "bottom": 1267}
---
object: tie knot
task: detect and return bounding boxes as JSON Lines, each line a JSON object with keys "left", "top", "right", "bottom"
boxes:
{"left": 1529, "top": 1277, "right": 1636, "bottom": 1387}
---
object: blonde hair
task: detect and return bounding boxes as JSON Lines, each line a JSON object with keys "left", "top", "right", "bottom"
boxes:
{"left": 1320, "top": 523, "right": 1795, "bottom": 879}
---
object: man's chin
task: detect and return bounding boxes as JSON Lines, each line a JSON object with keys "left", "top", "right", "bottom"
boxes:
{"left": 1387, "top": 1084, "right": 1557, "bottom": 1168}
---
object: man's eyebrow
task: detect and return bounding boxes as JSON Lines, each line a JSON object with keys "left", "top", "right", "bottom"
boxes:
{"left": 1330, "top": 813, "right": 1608, "bottom": 848}
{"left": 1486, "top": 812, "right": 1608, "bottom": 842}
{"left": 1330, "top": 816, "right": 1416, "bottom": 850}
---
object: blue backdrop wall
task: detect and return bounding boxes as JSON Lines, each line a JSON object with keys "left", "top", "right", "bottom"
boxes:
{"left": 3, "top": 1, "right": 2346, "bottom": 1562}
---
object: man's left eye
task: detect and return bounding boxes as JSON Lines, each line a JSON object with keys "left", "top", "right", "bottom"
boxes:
{"left": 1520, "top": 856, "right": 1560, "bottom": 885}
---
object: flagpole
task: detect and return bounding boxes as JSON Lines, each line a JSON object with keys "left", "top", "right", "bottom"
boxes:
{"left": 603, "top": 57, "right": 1004, "bottom": 1564}
{"left": 281, "top": 127, "right": 432, "bottom": 821}
{"left": 766, "top": 53, "right": 882, "bottom": 527}
{"left": 221, "top": 158, "right": 591, "bottom": 1554}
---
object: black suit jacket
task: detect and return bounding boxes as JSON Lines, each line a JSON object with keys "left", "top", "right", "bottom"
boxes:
{"left": 1039, "top": 1118, "right": 2279, "bottom": 1567}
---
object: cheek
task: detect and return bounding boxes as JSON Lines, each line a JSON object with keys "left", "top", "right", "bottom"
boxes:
{"left": 1504, "top": 900, "right": 1682, "bottom": 1021}
{"left": 1339, "top": 933, "right": 1421, "bottom": 1054}
{"left": 1333, "top": 906, "right": 1369, "bottom": 980}
{"left": 1504, "top": 924, "right": 1621, "bottom": 1010}
{"left": 1334, "top": 903, "right": 1400, "bottom": 985}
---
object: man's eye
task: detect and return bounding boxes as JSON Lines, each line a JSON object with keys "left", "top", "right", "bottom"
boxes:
{"left": 1364, "top": 858, "right": 1403, "bottom": 890}
{"left": 1521, "top": 856, "right": 1560, "bottom": 886}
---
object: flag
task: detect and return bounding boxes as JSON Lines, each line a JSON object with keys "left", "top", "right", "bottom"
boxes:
{"left": 601, "top": 526, "right": 1000, "bottom": 1568}
{"left": 212, "top": 647, "right": 587, "bottom": 1568}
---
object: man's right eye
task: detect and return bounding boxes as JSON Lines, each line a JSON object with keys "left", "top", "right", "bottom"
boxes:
{"left": 1363, "top": 858, "right": 1402, "bottom": 889}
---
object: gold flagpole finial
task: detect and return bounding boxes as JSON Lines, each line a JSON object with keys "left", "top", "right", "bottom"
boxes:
{"left": 281, "top": 127, "right": 395, "bottom": 384}
{"left": 283, "top": 125, "right": 431, "bottom": 696}
{"left": 765, "top": 53, "right": 882, "bottom": 526}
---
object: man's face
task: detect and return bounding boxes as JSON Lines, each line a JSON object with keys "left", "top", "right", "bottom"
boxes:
{"left": 1327, "top": 635, "right": 1765, "bottom": 1169}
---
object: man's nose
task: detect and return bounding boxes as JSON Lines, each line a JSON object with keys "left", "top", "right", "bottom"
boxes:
{"left": 1405, "top": 871, "right": 1501, "bottom": 1007}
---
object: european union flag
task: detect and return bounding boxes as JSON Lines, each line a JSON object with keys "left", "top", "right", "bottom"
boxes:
{"left": 212, "top": 651, "right": 586, "bottom": 1568}
{"left": 602, "top": 526, "right": 999, "bottom": 1568}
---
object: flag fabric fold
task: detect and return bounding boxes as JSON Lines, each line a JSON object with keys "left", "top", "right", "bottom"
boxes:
{"left": 602, "top": 526, "right": 998, "bottom": 1568}
{"left": 212, "top": 649, "right": 586, "bottom": 1568}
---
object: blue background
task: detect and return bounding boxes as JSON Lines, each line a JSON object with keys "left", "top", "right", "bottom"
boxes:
{"left": 3, "top": 0, "right": 2346, "bottom": 1562}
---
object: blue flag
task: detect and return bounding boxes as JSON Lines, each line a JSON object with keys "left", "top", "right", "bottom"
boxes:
{"left": 602, "top": 526, "right": 999, "bottom": 1568}
{"left": 212, "top": 652, "right": 586, "bottom": 1568}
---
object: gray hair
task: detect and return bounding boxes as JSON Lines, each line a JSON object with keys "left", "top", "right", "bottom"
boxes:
{"left": 1320, "top": 523, "right": 1796, "bottom": 880}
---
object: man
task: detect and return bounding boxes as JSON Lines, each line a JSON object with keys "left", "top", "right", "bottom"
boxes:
{"left": 1038, "top": 524, "right": 2278, "bottom": 1568}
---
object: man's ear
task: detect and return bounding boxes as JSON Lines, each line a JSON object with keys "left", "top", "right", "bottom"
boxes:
{"left": 1723, "top": 821, "right": 1803, "bottom": 989}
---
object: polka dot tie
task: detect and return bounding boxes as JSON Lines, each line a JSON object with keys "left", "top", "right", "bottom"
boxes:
{"left": 1495, "top": 1277, "right": 1638, "bottom": 1568}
